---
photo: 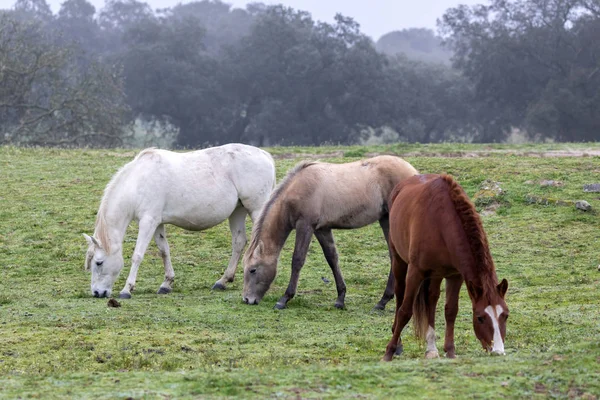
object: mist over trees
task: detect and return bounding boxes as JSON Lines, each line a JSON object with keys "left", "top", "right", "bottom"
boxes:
{"left": 0, "top": 0, "right": 598, "bottom": 147}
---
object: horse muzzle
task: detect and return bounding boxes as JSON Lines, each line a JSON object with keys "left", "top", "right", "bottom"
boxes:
{"left": 243, "top": 296, "right": 259, "bottom": 305}
{"left": 93, "top": 289, "right": 110, "bottom": 298}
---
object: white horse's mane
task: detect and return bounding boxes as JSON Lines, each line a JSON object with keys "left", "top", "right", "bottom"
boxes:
{"left": 94, "top": 149, "right": 157, "bottom": 252}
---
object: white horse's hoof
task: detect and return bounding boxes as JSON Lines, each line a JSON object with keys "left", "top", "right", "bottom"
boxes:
{"left": 119, "top": 292, "right": 132, "bottom": 299}
{"left": 426, "top": 351, "right": 440, "bottom": 359}
{"left": 157, "top": 287, "right": 172, "bottom": 294}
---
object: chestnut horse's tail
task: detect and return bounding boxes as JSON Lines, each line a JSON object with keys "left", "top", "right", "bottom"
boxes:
{"left": 412, "top": 279, "right": 430, "bottom": 340}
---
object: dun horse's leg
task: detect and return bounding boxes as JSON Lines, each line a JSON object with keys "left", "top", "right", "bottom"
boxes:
{"left": 375, "top": 217, "right": 394, "bottom": 310}
{"left": 213, "top": 207, "right": 248, "bottom": 290}
{"left": 154, "top": 224, "right": 175, "bottom": 295}
{"left": 383, "top": 265, "right": 423, "bottom": 361}
{"left": 314, "top": 229, "right": 346, "bottom": 309}
{"left": 425, "top": 278, "right": 443, "bottom": 359}
{"left": 443, "top": 275, "right": 463, "bottom": 359}
{"left": 275, "top": 221, "right": 313, "bottom": 309}
{"left": 119, "top": 217, "right": 159, "bottom": 299}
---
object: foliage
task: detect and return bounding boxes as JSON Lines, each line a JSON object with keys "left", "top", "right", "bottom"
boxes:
{"left": 2, "top": 0, "right": 600, "bottom": 146}
{"left": 440, "top": 0, "right": 600, "bottom": 142}
{"left": 376, "top": 28, "right": 452, "bottom": 64}
{"left": 0, "top": 12, "right": 129, "bottom": 147}
{"left": 1, "top": 143, "right": 600, "bottom": 398}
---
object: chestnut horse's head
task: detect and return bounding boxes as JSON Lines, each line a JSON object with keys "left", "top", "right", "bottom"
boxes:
{"left": 467, "top": 279, "right": 509, "bottom": 355}
{"left": 242, "top": 240, "right": 278, "bottom": 305}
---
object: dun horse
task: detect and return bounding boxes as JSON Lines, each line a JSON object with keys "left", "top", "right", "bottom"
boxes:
{"left": 83, "top": 144, "right": 275, "bottom": 299}
{"left": 382, "top": 174, "right": 509, "bottom": 361}
{"left": 242, "top": 156, "right": 418, "bottom": 309}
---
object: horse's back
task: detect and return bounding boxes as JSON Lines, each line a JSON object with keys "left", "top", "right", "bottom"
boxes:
{"left": 389, "top": 174, "right": 459, "bottom": 267}
{"left": 122, "top": 144, "right": 275, "bottom": 229}
{"left": 132, "top": 144, "right": 274, "bottom": 192}
{"left": 283, "top": 155, "right": 417, "bottom": 229}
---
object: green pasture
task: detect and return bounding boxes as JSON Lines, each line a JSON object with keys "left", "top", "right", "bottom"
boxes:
{"left": 0, "top": 144, "right": 599, "bottom": 399}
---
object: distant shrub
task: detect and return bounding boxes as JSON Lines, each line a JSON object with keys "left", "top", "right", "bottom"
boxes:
{"left": 124, "top": 117, "right": 179, "bottom": 149}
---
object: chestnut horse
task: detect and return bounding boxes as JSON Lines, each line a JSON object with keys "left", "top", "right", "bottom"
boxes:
{"left": 242, "top": 155, "right": 418, "bottom": 309}
{"left": 382, "top": 174, "right": 509, "bottom": 361}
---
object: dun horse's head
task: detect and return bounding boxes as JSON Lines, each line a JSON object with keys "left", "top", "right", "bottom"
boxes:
{"left": 242, "top": 240, "right": 277, "bottom": 305}
{"left": 83, "top": 234, "right": 124, "bottom": 298}
{"left": 467, "top": 279, "right": 509, "bottom": 355}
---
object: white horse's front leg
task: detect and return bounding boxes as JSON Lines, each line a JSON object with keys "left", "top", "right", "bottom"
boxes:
{"left": 154, "top": 224, "right": 175, "bottom": 294}
{"left": 212, "top": 207, "right": 248, "bottom": 290}
{"left": 119, "top": 218, "right": 158, "bottom": 299}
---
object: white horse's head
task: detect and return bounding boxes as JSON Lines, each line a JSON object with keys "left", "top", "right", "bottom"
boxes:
{"left": 83, "top": 234, "right": 124, "bottom": 298}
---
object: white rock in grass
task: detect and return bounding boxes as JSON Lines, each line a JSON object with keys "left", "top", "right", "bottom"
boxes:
{"left": 575, "top": 200, "right": 592, "bottom": 211}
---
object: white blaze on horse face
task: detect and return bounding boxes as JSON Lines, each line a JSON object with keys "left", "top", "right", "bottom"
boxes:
{"left": 484, "top": 305, "right": 505, "bottom": 355}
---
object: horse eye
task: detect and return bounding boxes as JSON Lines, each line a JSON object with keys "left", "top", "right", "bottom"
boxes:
{"left": 96, "top": 260, "right": 104, "bottom": 266}
{"left": 477, "top": 316, "right": 485, "bottom": 324}
{"left": 250, "top": 268, "right": 257, "bottom": 274}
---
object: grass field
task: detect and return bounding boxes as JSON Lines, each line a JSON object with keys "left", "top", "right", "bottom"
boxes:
{"left": 1, "top": 143, "right": 599, "bottom": 399}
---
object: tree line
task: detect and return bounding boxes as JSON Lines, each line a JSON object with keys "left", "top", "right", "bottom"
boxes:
{"left": 1, "top": 0, "right": 598, "bottom": 148}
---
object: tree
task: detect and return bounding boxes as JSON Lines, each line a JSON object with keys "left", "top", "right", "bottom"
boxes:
{"left": 0, "top": 13, "right": 130, "bottom": 147}
{"left": 217, "top": 7, "right": 390, "bottom": 146}
{"left": 119, "top": 12, "right": 224, "bottom": 146}
{"left": 55, "top": 0, "right": 103, "bottom": 54}
{"left": 378, "top": 55, "right": 476, "bottom": 143}
{"left": 12, "top": 0, "right": 53, "bottom": 21}
{"left": 376, "top": 28, "right": 452, "bottom": 64}
{"left": 440, "top": 0, "right": 600, "bottom": 141}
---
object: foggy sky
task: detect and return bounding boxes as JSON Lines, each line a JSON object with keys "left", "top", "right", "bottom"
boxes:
{"left": 0, "top": 0, "right": 483, "bottom": 39}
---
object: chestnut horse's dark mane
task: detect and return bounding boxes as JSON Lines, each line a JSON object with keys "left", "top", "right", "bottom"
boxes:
{"left": 245, "top": 160, "right": 316, "bottom": 259}
{"left": 441, "top": 175, "right": 498, "bottom": 296}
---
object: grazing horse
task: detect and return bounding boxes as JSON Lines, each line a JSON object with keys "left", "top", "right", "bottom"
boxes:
{"left": 382, "top": 174, "right": 509, "bottom": 361}
{"left": 241, "top": 156, "right": 419, "bottom": 309}
{"left": 83, "top": 144, "right": 275, "bottom": 299}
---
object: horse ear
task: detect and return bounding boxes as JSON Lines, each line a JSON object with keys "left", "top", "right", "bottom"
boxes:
{"left": 466, "top": 281, "right": 483, "bottom": 300}
{"left": 497, "top": 279, "right": 508, "bottom": 298}
{"left": 83, "top": 233, "right": 102, "bottom": 249}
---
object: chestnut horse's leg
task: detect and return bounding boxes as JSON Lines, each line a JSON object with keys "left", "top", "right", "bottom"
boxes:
{"left": 275, "top": 220, "right": 313, "bottom": 309}
{"left": 383, "top": 264, "right": 422, "bottom": 361}
{"left": 425, "top": 278, "right": 443, "bottom": 359}
{"left": 374, "top": 217, "right": 394, "bottom": 310}
{"left": 154, "top": 224, "right": 175, "bottom": 295}
{"left": 391, "top": 250, "right": 408, "bottom": 356}
{"left": 443, "top": 275, "right": 463, "bottom": 358}
{"left": 314, "top": 229, "right": 346, "bottom": 309}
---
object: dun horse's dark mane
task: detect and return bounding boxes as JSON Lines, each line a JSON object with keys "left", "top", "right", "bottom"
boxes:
{"left": 441, "top": 175, "right": 498, "bottom": 295}
{"left": 245, "top": 160, "right": 316, "bottom": 259}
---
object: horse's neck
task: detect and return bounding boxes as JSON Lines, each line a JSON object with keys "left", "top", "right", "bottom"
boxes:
{"left": 444, "top": 222, "right": 494, "bottom": 287}
{"left": 94, "top": 194, "right": 134, "bottom": 254}
{"left": 259, "top": 203, "right": 292, "bottom": 257}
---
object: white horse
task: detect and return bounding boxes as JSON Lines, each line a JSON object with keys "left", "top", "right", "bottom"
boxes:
{"left": 83, "top": 144, "right": 276, "bottom": 299}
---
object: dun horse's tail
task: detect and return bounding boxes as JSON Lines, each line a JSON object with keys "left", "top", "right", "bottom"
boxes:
{"left": 412, "top": 279, "right": 430, "bottom": 341}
